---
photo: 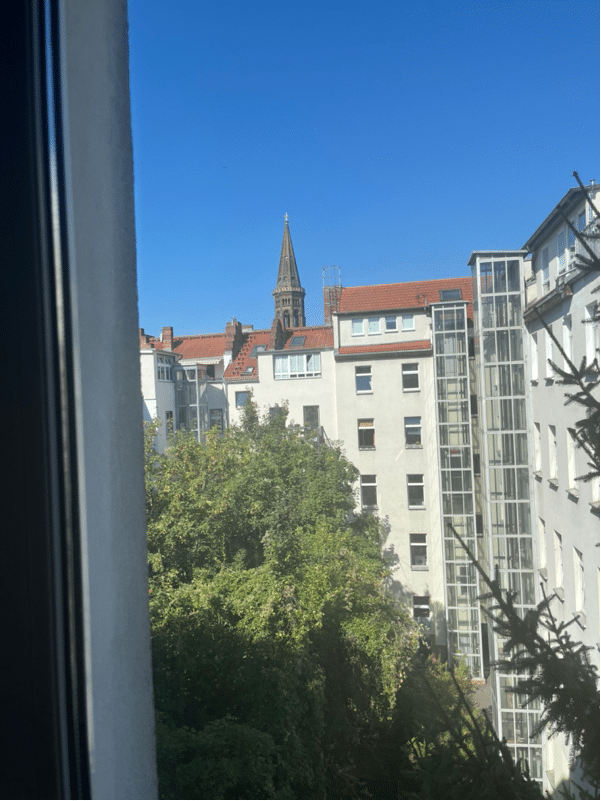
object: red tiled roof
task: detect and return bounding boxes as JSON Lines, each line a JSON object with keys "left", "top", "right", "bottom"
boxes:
{"left": 223, "top": 330, "right": 272, "bottom": 382}
{"left": 173, "top": 333, "right": 228, "bottom": 359}
{"left": 338, "top": 277, "right": 473, "bottom": 316}
{"left": 338, "top": 339, "right": 432, "bottom": 356}
{"left": 281, "top": 325, "right": 334, "bottom": 350}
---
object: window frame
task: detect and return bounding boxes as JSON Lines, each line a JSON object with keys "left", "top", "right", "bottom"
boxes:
{"left": 351, "top": 318, "right": 364, "bottom": 336}
{"left": 355, "top": 365, "right": 372, "bottom": 394}
{"left": 360, "top": 474, "right": 378, "bottom": 509}
{"left": 385, "top": 315, "right": 397, "bottom": 332}
{"left": 235, "top": 390, "right": 249, "bottom": 409}
{"left": 410, "top": 533, "right": 428, "bottom": 570}
{"left": 404, "top": 416, "right": 422, "bottom": 448}
{"left": 368, "top": 317, "right": 380, "bottom": 335}
{"left": 303, "top": 405, "right": 320, "bottom": 430}
{"left": 402, "top": 362, "right": 419, "bottom": 391}
{"left": 407, "top": 474, "right": 425, "bottom": 508}
{"left": 274, "top": 352, "right": 321, "bottom": 380}
{"left": 401, "top": 314, "right": 415, "bottom": 331}
{"left": 358, "top": 418, "right": 375, "bottom": 449}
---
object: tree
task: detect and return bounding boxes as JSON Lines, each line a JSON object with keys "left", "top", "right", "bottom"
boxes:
{"left": 452, "top": 527, "right": 599, "bottom": 797}
{"left": 145, "top": 405, "right": 420, "bottom": 799}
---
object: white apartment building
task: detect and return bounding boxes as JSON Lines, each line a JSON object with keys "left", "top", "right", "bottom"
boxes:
{"left": 140, "top": 203, "right": 599, "bottom": 796}
{"left": 521, "top": 184, "right": 600, "bottom": 796}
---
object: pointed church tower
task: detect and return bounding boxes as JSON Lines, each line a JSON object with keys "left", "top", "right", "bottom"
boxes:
{"left": 272, "top": 214, "right": 306, "bottom": 329}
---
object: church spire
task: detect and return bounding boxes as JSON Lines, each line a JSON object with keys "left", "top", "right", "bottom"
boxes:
{"left": 272, "top": 214, "right": 306, "bottom": 329}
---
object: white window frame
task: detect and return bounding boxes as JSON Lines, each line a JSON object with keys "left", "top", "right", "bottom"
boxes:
{"left": 541, "top": 247, "right": 550, "bottom": 290}
{"left": 402, "top": 362, "right": 419, "bottom": 391}
{"left": 554, "top": 531, "right": 563, "bottom": 589}
{"left": 548, "top": 425, "right": 557, "bottom": 480}
{"left": 303, "top": 405, "right": 320, "bottom": 430}
{"left": 573, "top": 548, "right": 585, "bottom": 614}
{"left": 351, "top": 318, "right": 364, "bottom": 336}
{"left": 404, "top": 416, "right": 422, "bottom": 447}
{"left": 562, "top": 315, "right": 573, "bottom": 369}
{"left": 235, "top": 391, "right": 249, "bottom": 409}
{"left": 385, "top": 315, "right": 397, "bottom": 332}
{"left": 401, "top": 314, "right": 415, "bottom": 331}
{"left": 585, "top": 303, "right": 599, "bottom": 369}
{"left": 545, "top": 330, "right": 554, "bottom": 379}
{"left": 360, "top": 475, "right": 378, "bottom": 509}
{"left": 530, "top": 332, "right": 538, "bottom": 382}
{"left": 407, "top": 474, "right": 425, "bottom": 508}
{"left": 274, "top": 352, "right": 321, "bottom": 380}
{"left": 368, "top": 317, "right": 380, "bottom": 335}
{"left": 358, "top": 418, "right": 375, "bottom": 449}
{"left": 355, "top": 365, "right": 372, "bottom": 394}
{"left": 157, "top": 355, "right": 172, "bottom": 381}
{"left": 410, "top": 533, "right": 428, "bottom": 570}
{"left": 413, "top": 595, "right": 430, "bottom": 620}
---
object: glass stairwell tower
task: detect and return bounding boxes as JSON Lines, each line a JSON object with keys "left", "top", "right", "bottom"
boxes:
{"left": 469, "top": 252, "right": 543, "bottom": 789}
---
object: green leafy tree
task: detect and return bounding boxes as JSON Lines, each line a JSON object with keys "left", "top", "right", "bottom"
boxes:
{"left": 145, "top": 404, "right": 420, "bottom": 799}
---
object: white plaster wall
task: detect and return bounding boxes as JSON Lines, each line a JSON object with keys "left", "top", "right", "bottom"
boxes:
{"left": 227, "top": 350, "right": 339, "bottom": 439}
{"left": 333, "top": 354, "right": 446, "bottom": 642}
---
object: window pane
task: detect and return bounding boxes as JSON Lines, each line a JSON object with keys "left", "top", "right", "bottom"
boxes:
{"left": 352, "top": 319, "right": 363, "bottom": 335}
{"left": 368, "top": 317, "right": 380, "bottom": 334}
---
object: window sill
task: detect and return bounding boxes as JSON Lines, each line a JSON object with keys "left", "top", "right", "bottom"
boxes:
{"left": 361, "top": 506, "right": 378, "bottom": 512}
{"left": 554, "top": 587, "right": 565, "bottom": 602}
{"left": 405, "top": 444, "right": 423, "bottom": 449}
{"left": 408, "top": 505, "right": 426, "bottom": 511}
{"left": 538, "top": 567, "right": 548, "bottom": 581}
{"left": 548, "top": 477, "right": 559, "bottom": 488}
{"left": 530, "top": 379, "right": 538, "bottom": 385}
{"left": 567, "top": 488, "right": 579, "bottom": 500}
{"left": 384, "top": 329, "right": 398, "bottom": 334}
{"left": 358, "top": 447, "right": 376, "bottom": 451}
{"left": 590, "top": 501, "right": 600, "bottom": 514}
{"left": 356, "top": 390, "right": 373, "bottom": 395}
{"left": 411, "top": 565, "right": 429, "bottom": 571}
{"left": 368, "top": 332, "right": 381, "bottom": 336}
{"left": 402, "top": 388, "right": 420, "bottom": 393}
{"left": 533, "top": 471, "right": 543, "bottom": 480}
{"left": 575, "top": 611, "right": 587, "bottom": 630}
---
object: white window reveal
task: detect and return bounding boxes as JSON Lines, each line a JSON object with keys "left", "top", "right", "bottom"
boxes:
{"left": 351, "top": 318, "right": 364, "bottom": 336}
{"left": 401, "top": 314, "right": 415, "bottom": 331}
{"left": 274, "top": 352, "right": 321, "bottom": 379}
{"left": 407, "top": 474, "right": 425, "bottom": 508}
{"left": 368, "top": 317, "right": 380, "bottom": 335}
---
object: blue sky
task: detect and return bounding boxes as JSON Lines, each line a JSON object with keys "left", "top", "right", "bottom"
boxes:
{"left": 128, "top": 0, "right": 599, "bottom": 336}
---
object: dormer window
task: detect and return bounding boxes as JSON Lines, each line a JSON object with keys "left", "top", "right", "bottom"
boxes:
{"left": 250, "top": 344, "right": 267, "bottom": 358}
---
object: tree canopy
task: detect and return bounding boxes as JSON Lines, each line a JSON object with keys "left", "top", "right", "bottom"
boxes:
{"left": 145, "top": 403, "right": 543, "bottom": 799}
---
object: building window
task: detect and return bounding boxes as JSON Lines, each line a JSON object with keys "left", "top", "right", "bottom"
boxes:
{"left": 566, "top": 428, "right": 577, "bottom": 490}
{"left": 209, "top": 408, "right": 224, "bottom": 434}
{"left": 530, "top": 332, "right": 538, "bottom": 381}
{"left": 165, "top": 410, "right": 174, "bottom": 434}
{"left": 585, "top": 303, "right": 599, "bottom": 368}
{"left": 537, "top": 518, "right": 547, "bottom": 570}
{"left": 533, "top": 423, "right": 541, "bottom": 472}
{"left": 578, "top": 211, "right": 586, "bottom": 231}
{"left": 541, "top": 248, "right": 550, "bottom": 290}
{"left": 355, "top": 365, "right": 372, "bottom": 393}
{"left": 303, "top": 405, "right": 319, "bottom": 430}
{"left": 404, "top": 416, "right": 422, "bottom": 447}
{"left": 360, "top": 475, "right": 378, "bottom": 508}
{"left": 235, "top": 391, "right": 249, "bottom": 408}
{"left": 548, "top": 425, "right": 557, "bottom": 480}
{"left": 401, "top": 314, "right": 415, "bottom": 331}
{"left": 440, "top": 288, "right": 462, "bottom": 301}
{"left": 250, "top": 344, "right": 267, "bottom": 357}
{"left": 402, "top": 362, "right": 419, "bottom": 390}
{"left": 368, "top": 317, "right": 380, "bottom": 335}
{"left": 557, "top": 229, "right": 566, "bottom": 272}
{"left": 573, "top": 548, "right": 585, "bottom": 613}
{"left": 157, "top": 355, "right": 172, "bottom": 381}
{"left": 385, "top": 315, "right": 397, "bottom": 331}
{"left": 562, "top": 315, "right": 573, "bottom": 368}
{"left": 352, "top": 318, "right": 364, "bottom": 336}
{"left": 554, "top": 531, "right": 563, "bottom": 589}
{"left": 410, "top": 534, "right": 427, "bottom": 569}
{"left": 413, "top": 595, "right": 430, "bottom": 620}
{"left": 545, "top": 330, "right": 554, "bottom": 378}
{"left": 274, "top": 352, "right": 321, "bottom": 379}
{"left": 358, "top": 419, "right": 375, "bottom": 449}
{"left": 407, "top": 474, "right": 425, "bottom": 508}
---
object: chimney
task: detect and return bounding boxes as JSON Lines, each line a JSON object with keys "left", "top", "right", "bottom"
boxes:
{"left": 223, "top": 318, "right": 243, "bottom": 368}
{"left": 269, "top": 317, "right": 285, "bottom": 351}
{"left": 323, "top": 285, "right": 342, "bottom": 326}
{"left": 161, "top": 326, "right": 173, "bottom": 350}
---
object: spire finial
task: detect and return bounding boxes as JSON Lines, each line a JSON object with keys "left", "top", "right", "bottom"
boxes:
{"left": 284, "top": 212, "right": 289, "bottom": 223}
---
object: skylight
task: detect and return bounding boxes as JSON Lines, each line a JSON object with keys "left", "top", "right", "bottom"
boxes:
{"left": 290, "top": 336, "right": 306, "bottom": 347}
{"left": 440, "top": 288, "right": 462, "bottom": 301}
